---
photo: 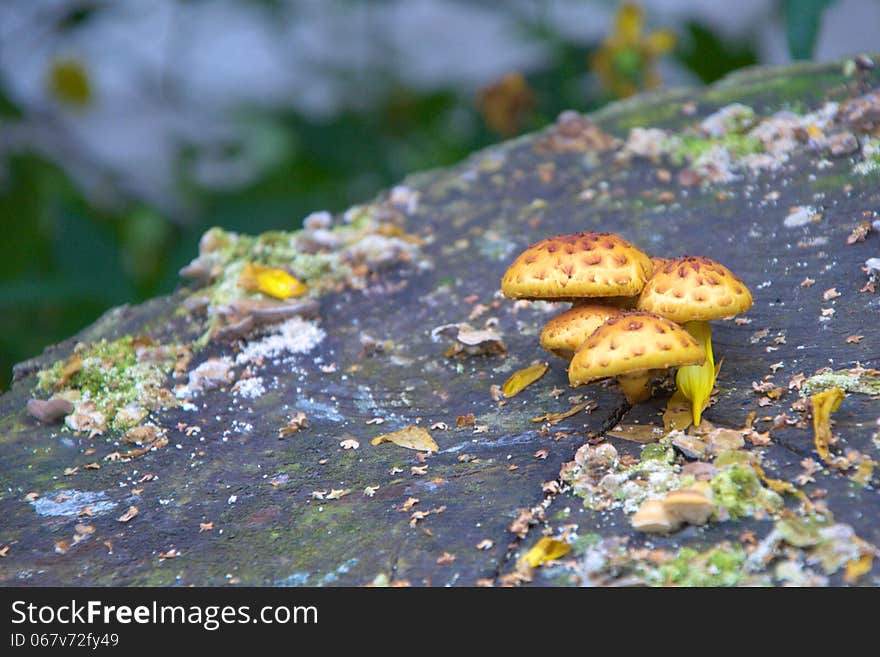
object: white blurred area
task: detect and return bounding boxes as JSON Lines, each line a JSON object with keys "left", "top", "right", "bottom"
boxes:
{"left": 0, "top": 0, "right": 875, "bottom": 212}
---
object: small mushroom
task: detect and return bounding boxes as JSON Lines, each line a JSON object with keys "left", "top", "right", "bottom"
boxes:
{"left": 539, "top": 304, "right": 623, "bottom": 359}
{"left": 568, "top": 312, "right": 705, "bottom": 404}
{"left": 631, "top": 499, "right": 679, "bottom": 533}
{"left": 637, "top": 256, "right": 753, "bottom": 425}
{"left": 662, "top": 486, "right": 715, "bottom": 525}
{"left": 500, "top": 232, "right": 654, "bottom": 301}
{"left": 27, "top": 397, "right": 74, "bottom": 424}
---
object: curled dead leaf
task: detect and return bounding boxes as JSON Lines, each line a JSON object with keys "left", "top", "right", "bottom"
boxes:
{"left": 117, "top": 506, "right": 139, "bottom": 523}
{"left": 811, "top": 387, "right": 847, "bottom": 468}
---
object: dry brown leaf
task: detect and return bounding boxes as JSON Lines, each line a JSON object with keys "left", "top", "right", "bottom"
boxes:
{"left": 117, "top": 506, "right": 139, "bottom": 523}
{"left": 520, "top": 536, "right": 571, "bottom": 568}
{"left": 531, "top": 400, "right": 595, "bottom": 425}
{"left": 455, "top": 413, "right": 475, "bottom": 427}
{"left": 502, "top": 362, "right": 548, "bottom": 398}
{"left": 436, "top": 552, "right": 456, "bottom": 565}
{"left": 607, "top": 423, "right": 664, "bottom": 443}
{"left": 199, "top": 522, "right": 214, "bottom": 532}
{"left": 56, "top": 353, "right": 83, "bottom": 389}
{"left": 370, "top": 425, "right": 438, "bottom": 452}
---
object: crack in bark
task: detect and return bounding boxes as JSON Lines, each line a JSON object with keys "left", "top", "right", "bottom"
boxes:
{"left": 489, "top": 399, "right": 632, "bottom": 585}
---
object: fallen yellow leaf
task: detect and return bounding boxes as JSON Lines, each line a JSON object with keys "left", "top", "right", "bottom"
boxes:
{"left": 238, "top": 262, "right": 308, "bottom": 300}
{"left": 844, "top": 553, "right": 873, "bottom": 583}
{"left": 810, "top": 387, "right": 846, "bottom": 468}
{"left": 663, "top": 388, "right": 693, "bottom": 432}
{"left": 520, "top": 536, "right": 571, "bottom": 568}
{"left": 371, "top": 425, "right": 438, "bottom": 452}
{"left": 531, "top": 401, "right": 595, "bottom": 424}
{"left": 502, "top": 362, "right": 548, "bottom": 398}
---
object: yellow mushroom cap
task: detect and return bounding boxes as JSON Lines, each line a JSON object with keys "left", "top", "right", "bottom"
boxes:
{"left": 650, "top": 256, "right": 672, "bottom": 272}
{"left": 568, "top": 311, "right": 705, "bottom": 385}
{"left": 501, "top": 232, "right": 654, "bottom": 300}
{"left": 637, "top": 256, "right": 753, "bottom": 323}
{"left": 540, "top": 304, "right": 623, "bottom": 359}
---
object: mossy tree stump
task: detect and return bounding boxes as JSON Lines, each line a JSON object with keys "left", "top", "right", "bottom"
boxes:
{"left": 2, "top": 58, "right": 880, "bottom": 586}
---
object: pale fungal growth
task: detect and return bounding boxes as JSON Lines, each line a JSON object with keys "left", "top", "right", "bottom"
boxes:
{"left": 568, "top": 312, "right": 705, "bottom": 404}
{"left": 539, "top": 304, "right": 623, "bottom": 360}
{"left": 27, "top": 397, "right": 74, "bottom": 424}
{"left": 637, "top": 256, "right": 752, "bottom": 424}
{"left": 662, "top": 486, "right": 715, "bottom": 525}
{"left": 631, "top": 485, "right": 715, "bottom": 533}
{"left": 630, "top": 499, "right": 676, "bottom": 533}
{"left": 500, "top": 232, "right": 654, "bottom": 301}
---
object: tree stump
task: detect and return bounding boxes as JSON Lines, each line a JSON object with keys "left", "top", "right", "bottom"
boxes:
{"left": 2, "top": 57, "right": 880, "bottom": 586}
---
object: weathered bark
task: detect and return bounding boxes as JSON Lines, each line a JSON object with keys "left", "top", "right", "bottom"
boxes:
{"left": 2, "top": 58, "right": 879, "bottom": 586}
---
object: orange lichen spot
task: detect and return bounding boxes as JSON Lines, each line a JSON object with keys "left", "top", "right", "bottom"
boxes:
{"left": 238, "top": 263, "right": 308, "bottom": 300}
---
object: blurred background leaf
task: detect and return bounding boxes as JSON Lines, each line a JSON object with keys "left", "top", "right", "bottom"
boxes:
{"left": 783, "top": 0, "right": 836, "bottom": 60}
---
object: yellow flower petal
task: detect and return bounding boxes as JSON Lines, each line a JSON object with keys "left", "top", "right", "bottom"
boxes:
{"left": 675, "top": 321, "right": 714, "bottom": 426}
{"left": 237, "top": 262, "right": 308, "bottom": 300}
{"left": 520, "top": 536, "right": 571, "bottom": 568}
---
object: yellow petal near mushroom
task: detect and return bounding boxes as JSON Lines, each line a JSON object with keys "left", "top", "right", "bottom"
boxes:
{"left": 675, "top": 320, "right": 715, "bottom": 426}
{"left": 238, "top": 262, "right": 308, "bottom": 300}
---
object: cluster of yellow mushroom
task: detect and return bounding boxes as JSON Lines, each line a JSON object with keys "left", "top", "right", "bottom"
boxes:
{"left": 501, "top": 232, "right": 753, "bottom": 425}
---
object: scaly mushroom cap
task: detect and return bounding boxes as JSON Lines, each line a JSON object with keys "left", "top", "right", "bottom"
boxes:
{"left": 501, "top": 232, "right": 654, "bottom": 300}
{"left": 637, "top": 256, "right": 753, "bottom": 322}
{"left": 540, "top": 304, "right": 623, "bottom": 359}
{"left": 568, "top": 311, "right": 705, "bottom": 385}
{"left": 650, "top": 256, "right": 672, "bottom": 272}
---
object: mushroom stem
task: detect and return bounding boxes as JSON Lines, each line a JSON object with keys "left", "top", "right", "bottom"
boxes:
{"left": 617, "top": 372, "right": 653, "bottom": 404}
{"left": 675, "top": 321, "right": 715, "bottom": 426}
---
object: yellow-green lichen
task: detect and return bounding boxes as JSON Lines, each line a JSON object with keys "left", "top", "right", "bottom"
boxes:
{"left": 36, "top": 336, "right": 179, "bottom": 432}
{"left": 800, "top": 369, "right": 880, "bottom": 397}
{"left": 709, "top": 463, "right": 783, "bottom": 519}
{"left": 650, "top": 544, "right": 749, "bottom": 587}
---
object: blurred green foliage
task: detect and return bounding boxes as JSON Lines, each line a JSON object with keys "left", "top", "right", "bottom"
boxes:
{"left": 3, "top": 5, "right": 818, "bottom": 390}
